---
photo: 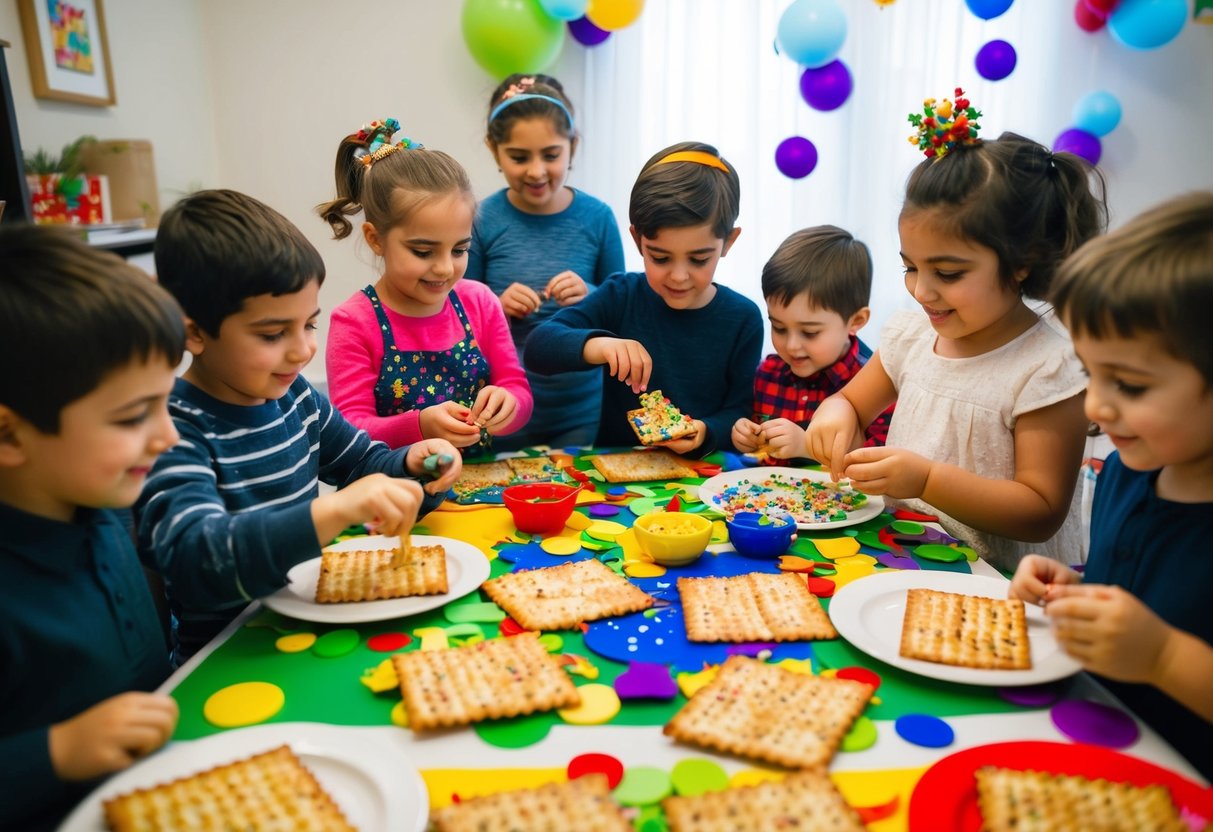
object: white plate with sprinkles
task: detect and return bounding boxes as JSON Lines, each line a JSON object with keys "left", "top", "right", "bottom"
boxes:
{"left": 698, "top": 467, "right": 884, "bottom": 530}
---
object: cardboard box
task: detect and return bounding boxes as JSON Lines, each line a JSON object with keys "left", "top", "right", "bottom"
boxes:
{"left": 79, "top": 140, "right": 160, "bottom": 226}
{"left": 27, "top": 173, "right": 110, "bottom": 225}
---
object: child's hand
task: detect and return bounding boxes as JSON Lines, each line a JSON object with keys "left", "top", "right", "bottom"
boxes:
{"left": 759, "top": 419, "right": 806, "bottom": 460}
{"left": 662, "top": 419, "right": 707, "bottom": 455}
{"left": 583, "top": 337, "right": 652, "bottom": 394}
{"left": 839, "top": 446, "right": 932, "bottom": 499}
{"left": 805, "top": 397, "right": 862, "bottom": 478}
{"left": 470, "top": 386, "right": 519, "bottom": 435}
{"left": 500, "top": 282, "right": 543, "bottom": 319}
{"left": 1009, "top": 554, "right": 1080, "bottom": 606}
{"left": 405, "top": 438, "right": 462, "bottom": 495}
{"left": 420, "top": 401, "right": 483, "bottom": 448}
{"left": 544, "top": 271, "right": 588, "bottom": 307}
{"left": 731, "top": 418, "right": 763, "bottom": 453}
{"left": 1045, "top": 583, "right": 1173, "bottom": 683}
{"left": 313, "top": 473, "right": 424, "bottom": 542}
{"left": 49, "top": 692, "right": 178, "bottom": 781}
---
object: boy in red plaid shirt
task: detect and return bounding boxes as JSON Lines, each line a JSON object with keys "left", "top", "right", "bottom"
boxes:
{"left": 732, "top": 226, "right": 893, "bottom": 462}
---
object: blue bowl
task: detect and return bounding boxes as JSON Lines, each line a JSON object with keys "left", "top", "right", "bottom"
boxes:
{"left": 726, "top": 511, "right": 797, "bottom": 558}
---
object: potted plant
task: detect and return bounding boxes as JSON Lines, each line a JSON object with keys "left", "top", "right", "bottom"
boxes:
{"left": 23, "top": 135, "right": 109, "bottom": 224}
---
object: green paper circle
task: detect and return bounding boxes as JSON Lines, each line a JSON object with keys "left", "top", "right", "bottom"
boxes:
{"left": 670, "top": 758, "right": 729, "bottom": 796}
{"left": 890, "top": 520, "right": 925, "bottom": 535}
{"left": 628, "top": 497, "right": 662, "bottom": 516}
{"left": 612, "top": 765, "right": 673, "bottom": 806}
{"left": 840, "top": 715, "right": 878, "bottom": 752}
{"left": 473, "top": 713, "right": 555, "bottom": 748}
{"left": 915, "top": 544, "right": 966, "bottom": 562}
{"left": 312, "top": 628, "right": 360, "bottom": 657}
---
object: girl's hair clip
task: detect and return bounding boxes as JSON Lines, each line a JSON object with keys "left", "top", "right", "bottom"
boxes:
{"left": 353, "top": 117, "right": 423, "bottom": 167}
{"left": 907, "top": 88, "right": 982, "bottom": 161}
{"left": 500, "top": 77, "right": 536, "bottom": 101}
{"left": 360, "top": 136, "right": 425, "bottom": 167}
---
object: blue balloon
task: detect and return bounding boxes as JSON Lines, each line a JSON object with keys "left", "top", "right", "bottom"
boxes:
{"left": 1054, "top": 128, "right": 1102, "bottom": 166}
{"left": 964, "top": 0, "right": 1014, "bottom": 19}
{"left": 1108, "top": 0, "right": 1186, "bottom": 49}
{"left": 539, "top": 0, "right": 588, "bottom": 21}
{"left": 776, "top": 0, "right": 847, "bottom": 70}
{"left": 975, "top": 39, "right": 1017, "bottom": 81}
{"left": 1072, "top": 91, "right": 1122, "bottom": 137}
{"left": 775, "top": 136, "right": 818, "bottom": 179}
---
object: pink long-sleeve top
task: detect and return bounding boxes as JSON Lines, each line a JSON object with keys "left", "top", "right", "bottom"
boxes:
{"left": 326, "top": 279, "right": 533, "bottom": 448}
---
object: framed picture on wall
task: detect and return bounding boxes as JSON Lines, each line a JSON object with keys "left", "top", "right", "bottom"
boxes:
{"left": 17, "top": 0, "right": 115, "bottom": 106}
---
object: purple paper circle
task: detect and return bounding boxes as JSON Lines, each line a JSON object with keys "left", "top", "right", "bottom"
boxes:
{"left": 775, "top": 136, "right": 818, "bottom": 179}
{"left": 568, "top": 15, "right": 610, "bottom": 46}
{"left": 798, "top": 60, "right": 853, "bottom": 112}
{"left": 998, "top": 683, "right": 1063, "bottom": 707}
{"left": 1050, "top": 699, "right": 1140, "bottom": 748}
{"left": 1053, "top": 127, "right": 1102, "bottom": 165}
{"left": 975, "top": 39, "right": 1017, "bottom": 81}
{"left": 895, "top": 713, "right": 955, "bottom": 748}
{"left": 589, "top": 504, "right": 620, "bottom": 517}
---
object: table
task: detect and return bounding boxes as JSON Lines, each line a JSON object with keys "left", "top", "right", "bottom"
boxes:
{"left": 136, "top": 452, "right": 1211, "bottom": 830}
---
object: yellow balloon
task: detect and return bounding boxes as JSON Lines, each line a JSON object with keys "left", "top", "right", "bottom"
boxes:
{"left": 585, "top": 0, "right": 644, "bottom": 31}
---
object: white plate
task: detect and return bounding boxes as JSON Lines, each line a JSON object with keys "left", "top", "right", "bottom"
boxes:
{"left": 698, "top": 467, "right": 885, "bottom": 530}
{"left": 59, "top": 722, "right": 428, "bottom": 832}
{"left": 828, "top": 570, "right": 1082, "bottom": 686}
{"left": 262, "top": 534, "right": 489, "bottom": 624}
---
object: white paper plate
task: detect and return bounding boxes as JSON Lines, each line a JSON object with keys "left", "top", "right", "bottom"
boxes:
{"left": 698, "top": 467, "right": 884, "bottom": 530}
{"left": 262, "top": 534, "right": 489, "bottom": 623}
{"left": 828, "top": 570, "right": 1082, "bottom": 686}
{"left": 59, "top": 722, "right": 428, "bottom": 831}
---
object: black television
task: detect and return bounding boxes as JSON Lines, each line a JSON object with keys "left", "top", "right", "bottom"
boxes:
{"left": 0, "top": 39, "right": 33, "bottom": 223}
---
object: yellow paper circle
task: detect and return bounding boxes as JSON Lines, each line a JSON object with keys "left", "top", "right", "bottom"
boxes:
{"left": 390, "top": 700, "right": 409, "bottom": 728}
{"left": 540, "top": 536, "right": 583, "bottom": 556}
{"left": 274, "top": 632, "right": 316, "bottom": 653}
{"left": 585, "top": 520, "right": 628, "bottom": 540}
{"left": 557, "top": 683, "right": 621, "bottom": 725}
{"left": 623, "top": 561, "right": 666, "bottom": 578}
{"left": 203, "top": 681, "right": 285, "bottom": 728}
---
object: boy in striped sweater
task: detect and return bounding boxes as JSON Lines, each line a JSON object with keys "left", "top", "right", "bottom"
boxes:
{"left": 136, "top": 190, "right": 461, "bottom": 665}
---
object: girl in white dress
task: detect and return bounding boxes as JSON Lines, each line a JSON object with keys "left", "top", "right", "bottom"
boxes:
{"left": 806, "top": 92, "right": 1108, "bottom": 571}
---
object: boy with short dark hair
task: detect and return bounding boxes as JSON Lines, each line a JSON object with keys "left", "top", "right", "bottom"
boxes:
{"left": 1011, "top": 191, "right": 1213, "bottom": 779}
{"left": 732, "top": 226, "right": 892, "bottom": 461}
{"left": 0, "top": 227, "right": 182, "bottom": 830}
{"left": 524, "top": 141, "right": 763, "bottom": 456}
{"left": 139, "top": 189, "right": 460, "bottom": 665}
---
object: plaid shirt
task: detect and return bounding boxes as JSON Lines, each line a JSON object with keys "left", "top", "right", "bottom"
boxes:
{"left": 753, "top": 336, "right": 892, "bottom": 449}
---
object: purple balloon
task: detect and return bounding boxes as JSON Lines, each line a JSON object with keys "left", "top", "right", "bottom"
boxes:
{"left": 798, "top": 60, "right": 853, "bottom": 112}
{"left": 975, "top": 39, "right": 1017, "bottom": 81}
{"left": 1053, "top": 127, "right": 1103, "bottom": 165}
{"left": 775, "top": 136, "right": 818, "bottom": 179}
{"left": 568, "top": 15, "right": 610, "bottom": 46}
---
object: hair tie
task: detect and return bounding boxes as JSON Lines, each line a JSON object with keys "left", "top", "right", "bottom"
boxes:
{"left": 353, "top": 117, "right": 424, "bottom": 167}
{"left": 907, "top": 88, "right": 982, "bottom": 162}
{"left": 652, "top": 150, "right": 730, "bottom": 173}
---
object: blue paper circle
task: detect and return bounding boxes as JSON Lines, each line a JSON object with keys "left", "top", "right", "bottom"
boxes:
{"left": 895, "top": 713, "right": 955, "bottom": 748}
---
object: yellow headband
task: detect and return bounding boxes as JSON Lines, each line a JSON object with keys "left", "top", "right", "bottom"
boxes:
{"left": 653, "top": 150, "right": 730, "bottom": 173}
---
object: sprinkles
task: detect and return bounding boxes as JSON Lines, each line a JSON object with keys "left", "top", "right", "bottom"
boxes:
{"left": 709, "top": 473, "right": 868, "bottom": 525}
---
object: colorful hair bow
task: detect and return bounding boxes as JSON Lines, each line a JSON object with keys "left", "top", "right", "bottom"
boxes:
{"left": 907, "top": 88, "right": 982, "bottom": 161}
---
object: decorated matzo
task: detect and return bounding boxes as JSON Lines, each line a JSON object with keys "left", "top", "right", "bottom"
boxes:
{"left": 103, "top": 745, "right": 355, "bottom": 832}
{"left": 506, "top": 455, "right": 560, "bottom": 482}
{"left": 900, "top": 588, "right": 1031, "bottom": 669}
{"left": 452, "top": 460, "right": 515, "bottom": 496}
{"left": 482, "top": 558, "right": 654, "bottom": 632}
{"left": 663, "top": 655, "right": 871, "bottom": 769}
{"left": 627, "top": 389, "right": 697, "bottom": 445}
{"left": 430, "top": 773, "right": 631, "bottom": 832}
{"left": 663, "top": 770, "right": 866, "bottom": 832}
{"left": 589, "top": 450, "right": 698, "bottom": 483}
{"left": 392, "top": 632, "right": 580, "bottom": 731}
{"left": 315, "top": 544, "right": 448, "bottom": 603}
{"left": 975, "top": 766, "right": 1189, "bottom": 832}
{"left": 679, "top": 572, "right": 836, "bottom": 642}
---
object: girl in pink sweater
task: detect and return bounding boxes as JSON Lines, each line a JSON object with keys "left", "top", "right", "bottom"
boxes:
{"left": 319, "top": 118, "right": 532, "bottom": 454}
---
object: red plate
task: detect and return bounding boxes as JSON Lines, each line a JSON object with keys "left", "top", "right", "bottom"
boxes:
{"left": 908, "top": 741, "right": 1212, "bottom": 831}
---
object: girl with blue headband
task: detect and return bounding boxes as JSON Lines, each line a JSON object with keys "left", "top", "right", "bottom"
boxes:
{"left": 466, "top": 74, "right": 625, "bottom": 450}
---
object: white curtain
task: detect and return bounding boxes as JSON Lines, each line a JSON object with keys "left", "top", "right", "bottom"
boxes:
{"left": 572, "top": 0, "right": 1074, "bottom": 347}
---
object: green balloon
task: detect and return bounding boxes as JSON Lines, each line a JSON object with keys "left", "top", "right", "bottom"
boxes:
{"left": 462, "top": 0, "right": 566, "bottom": 79}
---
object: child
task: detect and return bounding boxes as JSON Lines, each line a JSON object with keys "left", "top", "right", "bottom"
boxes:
{"left": 807, "top": 94, "right": 1106, "bottom": 571}
{"left": 0, "top": 227, "right": 181, "bottom": 830}
{"left": 138, "top": 189, "right": 461, "bottom": 665}
{"left": 319, "top": 118, "right": 532, "bottom": 455}
{"left": 1011, "top": 191, "right": 1213, "bottom": 780}
{"left": 524, "top": 141, "right": 763, "bottom": 456}
{"left": 731, "top": 226, "right": 893, "bottom": 462}
{"left": 467, "top": 74, "right": 625, "bottom": 450}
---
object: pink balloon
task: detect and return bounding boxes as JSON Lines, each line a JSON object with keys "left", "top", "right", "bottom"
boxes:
{"left": 1084, "top": 0, "right": 1120, "bottom": 12}
{"left": 1074, "top": 0, "right": 1108, "bottom": 31}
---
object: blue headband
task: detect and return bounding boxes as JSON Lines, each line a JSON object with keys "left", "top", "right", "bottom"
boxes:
{"left": 488, "top": 93, "right": 575, "bottom": 132}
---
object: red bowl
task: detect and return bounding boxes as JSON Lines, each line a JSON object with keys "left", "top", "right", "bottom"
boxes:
{"left": 502, "top": 483, "right": 581, "bottom": 535}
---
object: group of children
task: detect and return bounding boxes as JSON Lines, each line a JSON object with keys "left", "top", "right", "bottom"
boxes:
{"left": 0, "top": 75, "right": 1210, "bottom": 826}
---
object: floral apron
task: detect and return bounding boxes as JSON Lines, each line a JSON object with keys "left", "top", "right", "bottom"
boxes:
{"left": 362, "top": 285, "right": 492, "bottom": 454}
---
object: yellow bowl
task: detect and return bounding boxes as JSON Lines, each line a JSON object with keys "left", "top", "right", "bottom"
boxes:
{"left": 632, "top": 511, "right": 713, "bottom": 567}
